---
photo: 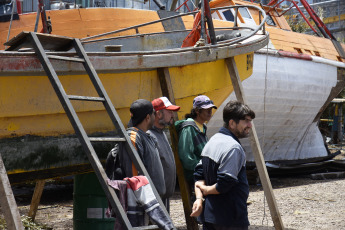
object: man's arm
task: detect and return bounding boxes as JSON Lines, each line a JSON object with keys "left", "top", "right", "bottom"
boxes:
{"left": 178, "top": 127, "right": 199, "bottom": 171}
{"left": 190, "top": 180, "right": 205, "bottom": 217}
{"left": 196, "top": 183, "right": 220, "bottom": 196}
{"left": 191, "top": 162, "right": 205, "bottom": 217}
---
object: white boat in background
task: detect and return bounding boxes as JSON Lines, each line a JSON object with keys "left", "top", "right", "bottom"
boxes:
{"left": 208, "top": 50, "right": 345, "bottom": 163}
{"left": 206, "top": 0, "right": 345, "bottom": 165}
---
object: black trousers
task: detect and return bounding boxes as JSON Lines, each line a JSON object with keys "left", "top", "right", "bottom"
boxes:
{"left": 203, "top": 222, "right": 248, "bottom": 230}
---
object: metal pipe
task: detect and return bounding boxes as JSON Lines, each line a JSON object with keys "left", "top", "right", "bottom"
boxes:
{"left": 5, "top": 0, "right": 16, "bottom": 50}
{"left": 234, "top": 7, "right": 238, "bottom": 27}
{"left": 81, "top": 4, "right": 268, "bottom": 42}
{"left": 204, "top": 0, "right": 216, "bottom": 45}
{"left": 200, "top": 0, "right": 205, "bottom": 41}
{"left": 152, "top": 0, "right": 165, "bottom": 10}
{"left": 170, "top": 0, "right": 178, "bottom": 11}
{"left": 294, "top": 0, "right": 340, "bottom": 8}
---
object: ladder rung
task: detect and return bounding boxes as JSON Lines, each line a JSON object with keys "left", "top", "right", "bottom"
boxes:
{"left": 89, "top": 137, "right": 126, "bottom": 142}
{"left": 133, "top": 225, "right": 159, "bottom": 230}
{"left": 47, "top": 54, "right": 85, "bottom": 62}
{"left": 68, "top": 95, "right": 105, "bottom": 102}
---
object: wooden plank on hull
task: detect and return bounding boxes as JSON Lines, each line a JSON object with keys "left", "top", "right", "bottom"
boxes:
{"left": 225, "top": 57, "right": 285, "bottom": 230}
{"left": 157, "top": 10, "right": 186, "bottom": 31}
{"left": 5, "top": 31, "right": 74, "bottom": 51}
{"left": 8, "top": 163, "right": 94, "bottom": 185}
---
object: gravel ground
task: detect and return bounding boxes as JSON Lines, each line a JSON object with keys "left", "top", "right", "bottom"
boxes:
{"left": 9, "top": 174, "right": 345, "bottom": 230}
{"left": 247, "top": 177, "right": 345, "bottom": 230}
{"left": 5, "top": 150, "right": 345, "bottom": 229}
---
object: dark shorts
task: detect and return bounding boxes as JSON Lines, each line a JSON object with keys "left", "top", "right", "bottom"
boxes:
{"left": 203, "top": 222, "right": 248, "bottom": 230}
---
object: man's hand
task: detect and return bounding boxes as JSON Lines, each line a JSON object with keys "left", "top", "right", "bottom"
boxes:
{"left": 191, "top": 180, "right": 205, "bottom": 217}
{"left": 190, "top": 199, "right": 203, "bottom": 217}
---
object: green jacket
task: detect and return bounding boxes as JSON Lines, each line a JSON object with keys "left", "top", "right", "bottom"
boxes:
{"left": 175, "top": 118, "right": 208, "bottom": 184}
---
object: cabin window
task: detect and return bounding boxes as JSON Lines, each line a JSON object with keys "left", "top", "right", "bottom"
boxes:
{"left": 294, "top": 48, "right": 303, "bottom": 54}
{"left": 238, "top": 7, "right": 252, "bottom": 19}
{"left": 314, "top": 51, "right": 321, "bottom": 56}
{"left": 218, "top": 6, "right": 255, "bottom": 25}
{"left": 304, "top": 49, "right": 312, "bottom": 55}
{"left": 266, "top": 14, "right": 276, "bottom": 26}
{"left": 237, "top": 6, "right": 256, "bottom": 26}
{"left": 222, "top": 9, "right": 235, "bottom": 22}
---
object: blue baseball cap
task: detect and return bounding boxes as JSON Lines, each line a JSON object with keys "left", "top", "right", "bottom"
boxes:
{"left": 193, "top": 95, "right": 217, "bottom": 109}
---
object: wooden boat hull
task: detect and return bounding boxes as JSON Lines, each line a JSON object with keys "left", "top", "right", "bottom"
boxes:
{"left": 0, "top": 4, "right": 272, "bottom": 182}
{"left": 0, "top": 46, "right": 267, "bottom": 182}
{"left": 1, "top": 1, "right": 344, "bottom": 181}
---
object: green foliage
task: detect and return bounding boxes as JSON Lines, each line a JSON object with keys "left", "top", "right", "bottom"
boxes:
{"left": 285, "top": 6, "right": 324, "bottom": 34}
{"left": 0, "top": 215, "right": 51, "bottom": 230}
{"left": 286, "top": 15, "right": 309, "bottom": 33}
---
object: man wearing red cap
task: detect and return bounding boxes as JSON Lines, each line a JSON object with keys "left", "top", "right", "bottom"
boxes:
{"left": 148, "top": 97, "right": 180, "bottom": 212}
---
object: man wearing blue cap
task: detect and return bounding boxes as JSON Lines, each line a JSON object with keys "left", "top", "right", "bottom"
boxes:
{"left": 175, "top": 95, "right": 217, "bottom": 187}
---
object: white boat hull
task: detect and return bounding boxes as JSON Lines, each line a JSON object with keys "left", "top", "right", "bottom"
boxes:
{"left": 208, "top": 51, "right": 344, "bottom": 162}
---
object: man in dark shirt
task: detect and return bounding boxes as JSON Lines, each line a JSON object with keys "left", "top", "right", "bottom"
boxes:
{"left": 191, "top": 101, "right": 255, "bottom": 230}
{"left": 147, "top": 97, "right": 180, "bottom": 212}
{"left": 122, "top": 99, "right": 166, "bottom": 197}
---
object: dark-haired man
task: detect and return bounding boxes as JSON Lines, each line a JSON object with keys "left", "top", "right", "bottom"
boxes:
{"left": 122, "top": 99, "right": 166, "bottom": 197}
{"left": 191, "top": 101, "right": 255, "bottom": 230}
{"left": 175, "top": 95, "right": 217, "bottom": 186}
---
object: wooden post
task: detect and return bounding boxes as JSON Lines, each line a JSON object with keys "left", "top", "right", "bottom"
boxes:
{"left": 157, "top": 67, "right": 199, "bottom": 230}
{"left": 0, "top": 154, "right": 25, "bottom": 230}
{"left": 28, "top": 180, "right": 46, "bottom": 221}
{"left": 225, "top": 57, "right": 285, "bottom": 230}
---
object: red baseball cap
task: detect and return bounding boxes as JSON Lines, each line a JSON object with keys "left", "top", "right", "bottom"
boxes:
{"left": 152, "top": 97, "right": 180, "bottom": 111}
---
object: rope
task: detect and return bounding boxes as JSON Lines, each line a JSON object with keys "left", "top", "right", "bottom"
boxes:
{"left": 261, "top": 43, "right": 270, "bottom": 228}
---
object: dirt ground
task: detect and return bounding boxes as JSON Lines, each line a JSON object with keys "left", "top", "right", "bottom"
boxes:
{"left": 5, "top": 147, "right": 345, "bottom": 229}
{"left": 10, "top": 171, "right": 344, "bottom": 230}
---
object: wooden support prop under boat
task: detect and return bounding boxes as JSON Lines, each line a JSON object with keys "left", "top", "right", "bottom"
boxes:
{"left": 226, "top": 57, "right": 285, "bottom": 230}
{"left": 157, "top": 67, "right": 199, "bottom": 230}
{"left": 0, "top": 154, "right": 24, "bottom": 230}
{"left": 28, "top": 180, "right": 46, "bottom": 221}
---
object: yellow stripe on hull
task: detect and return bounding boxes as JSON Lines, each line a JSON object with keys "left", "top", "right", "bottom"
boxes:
{"left": 0, "top": 53, "right": 253, "bottom": 138}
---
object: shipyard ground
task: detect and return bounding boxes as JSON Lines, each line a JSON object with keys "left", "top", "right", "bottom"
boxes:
{"left": 3, "top": 150, "right": 345, "bottom": 230}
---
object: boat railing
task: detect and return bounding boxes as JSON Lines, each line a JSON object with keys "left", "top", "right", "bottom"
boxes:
{"left": 81, "top": 4, "right": 268, "bottom": 53}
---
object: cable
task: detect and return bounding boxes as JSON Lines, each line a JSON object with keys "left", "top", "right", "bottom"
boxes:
{"left": 261, "top": 42, "right": 270, "bottom": 228}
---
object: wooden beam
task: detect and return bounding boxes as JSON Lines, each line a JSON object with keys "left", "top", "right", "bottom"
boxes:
{"left": 157, "top": 67, "right": 199, "bottom": 230}
{"left": 157, "top": 68, "right": 177, "bottom": 118}
{"left": 0, "top": 154, "right": 24, "bottom": 230}
{"left": 225, "top": 57, "right": 285, "bottom": 230}
{"left": 28, "top": 180, "right": 46, "bottom": 221}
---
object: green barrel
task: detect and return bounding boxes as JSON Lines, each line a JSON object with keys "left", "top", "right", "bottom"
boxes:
{"left": 73, "top": 173, "right": 115, "bottom": 230}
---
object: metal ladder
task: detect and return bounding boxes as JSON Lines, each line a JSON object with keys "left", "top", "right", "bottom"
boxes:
{"left": 5, "top": 31, "right": 173, "bottom": 230}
